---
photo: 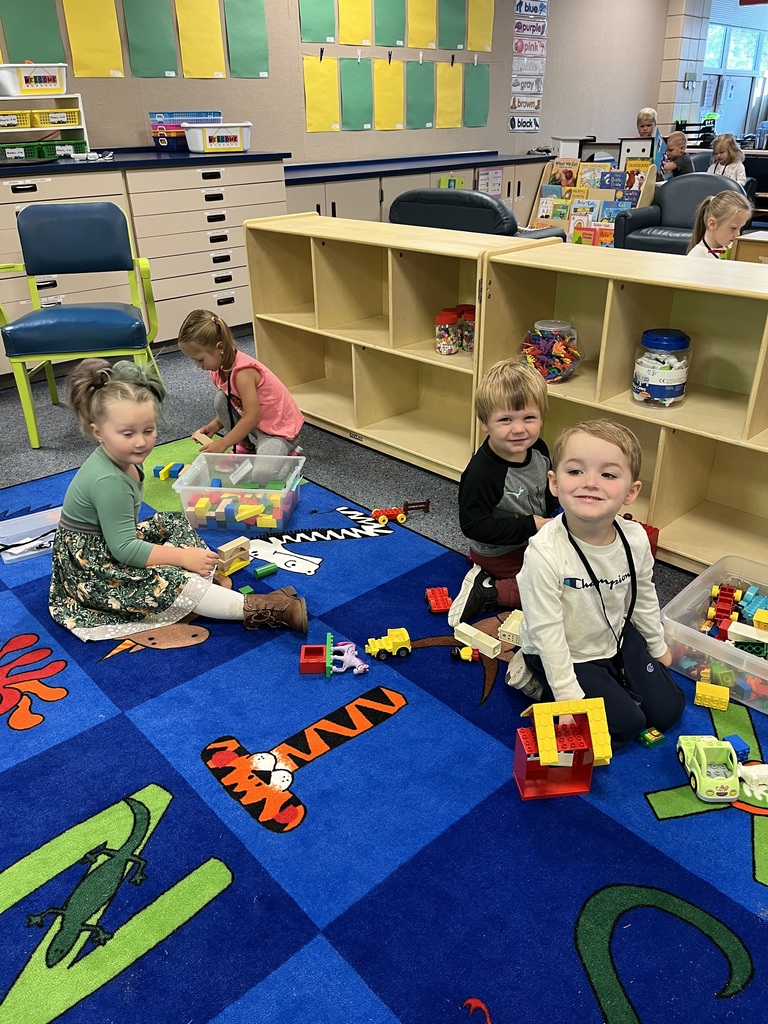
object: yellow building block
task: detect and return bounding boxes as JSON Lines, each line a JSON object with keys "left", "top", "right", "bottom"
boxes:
{"left": 694, "top": 681, "right": 730, "bottom": 712}
{"left": 257, "top": 515, "right": 278, "bottom": 528}
{"left": 194, "top": 497, "right": 211, "bottom": 515}
{"left": 220, "top": 556, "right": 250, "bottom": 577}
{"left": 521, "top": 698, "right": 612, "bottom": 767}
{"left": 158, "top": 462, "right": 176, "bottom": 480}
{"left": 235, "top": 504, "right": 265, "bottom": 522}
{"left": 754, "top": 609, "right": 768, "bottom": 632}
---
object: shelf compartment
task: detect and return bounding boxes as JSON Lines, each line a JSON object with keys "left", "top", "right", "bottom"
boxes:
{"left": 247, "top": 229, "right": 315, "bottom": 321}
{"left": 389, "top": 247, "right": 478, "bottom": 351}
{"left": 313, "top": 238, "right": 389, "bottom": 344}
{"left": 353, "top": 346, "right": 474, "bottom": 475}
{"left": 542, "top": 400, "right": 660, "bottom": 525}
{"left": 650, "top": 431, "right": 768, "bottom": 571}
{"left": 254, "top": 319, "right": 354, "bottom": 428}
{"left": 482, "top": 260, "right": 607, "bottom": 404}
{"left": 601, "top": 381, "right": 748, "bottom": 443}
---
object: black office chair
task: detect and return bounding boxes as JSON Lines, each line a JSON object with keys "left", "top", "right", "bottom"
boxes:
{"left": 389, "top": 188, "right": 566, "bottom": 240}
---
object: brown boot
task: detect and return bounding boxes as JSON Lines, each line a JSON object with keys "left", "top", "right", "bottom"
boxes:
{"left": 243, "top": 591, "right": 308, "bottom": 633}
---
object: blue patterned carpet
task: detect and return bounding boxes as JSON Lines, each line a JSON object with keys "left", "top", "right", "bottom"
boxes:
{"left": 1, "top": 467, "right": 767, "bottom": 1024}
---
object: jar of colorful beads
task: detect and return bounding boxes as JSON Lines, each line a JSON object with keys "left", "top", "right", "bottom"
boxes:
{"left": 521, "top": 320, "right": 581, "bottom": 383}
{"left": 435, "top": 310, "right": 461, "bottom": 355}
{"left": 459, "top": 305, "right": 475, "bottom": 353}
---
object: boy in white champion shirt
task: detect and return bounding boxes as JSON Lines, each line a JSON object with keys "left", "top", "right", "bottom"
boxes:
{"left": 516, "top": 419, "right": 684, "bottom": 750}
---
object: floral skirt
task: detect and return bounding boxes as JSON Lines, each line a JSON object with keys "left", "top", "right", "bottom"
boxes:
{"left": 49, "top": 511, "right": 213, "bottom": 641}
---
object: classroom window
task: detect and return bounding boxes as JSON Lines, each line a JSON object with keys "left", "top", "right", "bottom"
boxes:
{"left": 726, "top": 28, "right": 759, "bottom": 72}
{"left": 704, "top": 24, "right": 726, "bottom": 68}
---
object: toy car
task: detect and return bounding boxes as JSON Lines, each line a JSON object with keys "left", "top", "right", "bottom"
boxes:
{"left": 676, "top": 735, "right": 739, "bottom": 803}
{"left": 364, "top": 628, "right": 411, "bottom": 660}
{"left": 371, "top": 507, "right": 407, "bottom": 526}
{"left": 450, "top": 646, "right": 479, "bottom": 661}
{"left": 425, "top": 587, "right": 452, "bottom": 613}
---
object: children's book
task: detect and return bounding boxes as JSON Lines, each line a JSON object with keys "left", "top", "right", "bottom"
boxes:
{"left": 572, "top": 226, "right": 599, "bottom": 245}
{"left": 550, "top": 199, "right": 571, "bottom": 221}
{"left": 563, "top": 186, "right": 588, "bottom": 201}
{"left": 540, "top": 183, "right": 562, "bottom": 199}
{"left": 599, "top": 170, "right": 627, "bottom": 189}
{"left": 615, "top": 188, "right": 641, "bottom": 208}
{"left": 531, "top": 219, "right": 554, "bottom": 229}
{"left": 577, "top": 162, "right": 612, "bottom": 189}
{"left": 653, "top": 129, "right": 666, "bottom": 174}
{"left": 536, "top": 196, "right": 555, "bottom": 219}
{"left": 596, "top": 225, "right": 615, "bottom": 247}
{"left": 549, "top": 157, "right": 580, "bottom": 188}
{"left": 625, "top": 158, "right": 651, "bottom": 175}
{"left": 568, "top": 212, "right": 593, "bottom": 234}
{"left": 570, "top": 198, "right": 601, "bottom": 221}
{"left": 599, "top": 200, "right": 631, "bottom": 223}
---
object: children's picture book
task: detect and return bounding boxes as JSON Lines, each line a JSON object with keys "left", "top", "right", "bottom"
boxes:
{"left": 653, "top": 129, "right": 666, "bottom": 174}
{"left": 550, "top": 199, "right": 571, "bottom": 221}
{"left": 531, "top": 219, "right": 554, "bottom": 229}
{"left": 563, "top": 186, "right": 589, "bottom": 201}
{"left": 615, "top": 188, "right": 641, "bottom": 207}
{"left": 568, "top": 212, "right": 593, "bottom": 234}
{"left": 599, "top": 170, "right": 627, "bottom": 190}
{"left": 572, "top": 226, "right": 599, "bottom": 245}
{"left": 549, "top": 156, "right": 580, "bottom": 188}
{"left": 596, "top": 225, "right": 615, "bottom": 247}
{"left": 570, "top": 198, "right": 601, "bottom": 221}
{"left": 540, "top": 184, "right": 562, "bottom": 199}
{"left": 599, "top": 200, "right": 631, "bottom": 223}
{"left": 536, "top": 196, "right": 555, "bottom": 219}
{"left": 578, "top": 162, "right": 612, "bottom": 189}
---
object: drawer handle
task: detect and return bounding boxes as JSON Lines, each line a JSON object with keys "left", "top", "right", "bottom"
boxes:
{"left": 213, "top": 273, "right": 233, "bottom": 284}
{"left": 204, "top": 192, "right": 224, "bottom": 202}
{"left": 211, "top": 253, "right": 231, "bottom": 264}
{"left": 201, "top": 171, "right": 222, "bottom": 180}
{"left": 331, "top": 201, "right": 337, "bottom": 217}
{"left": 207, "top": 213, "right": 226, "bottom": 223}
{"left": 11, "top": 183, "right": 37, "bottom": 193}
{"left": 209, "top": 233, "right": 228, "bottom": 243}
{"left": 216, "top": 295, "right": 235, "bottom": 306}
{"left": 36, "top": 278, "right": 58, "bottom": 290}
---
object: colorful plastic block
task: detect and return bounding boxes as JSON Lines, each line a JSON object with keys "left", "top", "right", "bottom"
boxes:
{"left": 520, "top": 699, "right": 612, "bottom": 767}
{"left": 723, "top": 733, "right": 751, "bottom": 762}
{"left": 254, "top": 562, "right": 278, "bottom": 579}
{"left": 694, "top": 681, "right": 730, "bottom": 712}
{"left": 453, "top": 623, "right": 501, "bottom": 659}
{"left": 638, "top": 727, "right": 665, "bottom": 748}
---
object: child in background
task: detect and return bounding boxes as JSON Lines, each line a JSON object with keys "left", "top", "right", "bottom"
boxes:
{"left": 178, "top": 310, "right": 303, "bottom": 457}
{"left": 708, "top": 133, "right": 747, "bottom": 186}
{"left": 661, "top": 131, "right": 693, "bottom": 178}
{"left": 448, "top": 360, "right": 557, "bottom": 626}
{"left": 686, "top": 190, "right": 752, "bottom": 258}
{"left": 49, "top": 359, "right": 308, "bottom": 640}
{"left": 635, "top": 108, "right": 657, "bottom": 139}
{"left": 516, "top": 420, "right": 684, "bottom": 750}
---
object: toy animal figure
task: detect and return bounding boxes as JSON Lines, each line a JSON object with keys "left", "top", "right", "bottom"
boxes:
{"left": 331, "top": 641, "right": 369, "bottom": 675}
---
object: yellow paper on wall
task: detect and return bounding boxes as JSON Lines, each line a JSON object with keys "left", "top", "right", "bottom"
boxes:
{"left": 467, "top": 0, "right": 494, "bottom": 52}
{"left": 175, "top": 0, "right": 227, "bottom": 79}
{"left": 61, "top": 0, "right": 124, "bottom": 77}
{"left": 338, "top": 0, "right": 372, "bottom": 45}
{"left": 373, "top": 59, "right": 404, "bottom": 130}
{"left": 436, "top": 62, "right": 463, "bottom": 128}
{"left": 303, "top": 56, "right": 341, "bottom": 132}
{"left": 407, "top": 0, "right": 437, "bottom": 49}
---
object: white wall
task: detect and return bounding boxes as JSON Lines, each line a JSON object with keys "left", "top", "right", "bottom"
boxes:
{"left": 0, "top": 0, "right": 670, "bottom": 162}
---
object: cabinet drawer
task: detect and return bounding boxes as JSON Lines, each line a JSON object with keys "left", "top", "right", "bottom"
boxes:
{"left": 0, "top": 194, "right": 130, "bottom": 233}
{"left": 126, "top": 161, "right": 284, "bottom": 194}
{"left": 129, "top": 180, "right": 285, "bottom": 218}
{"left": 0, "top": 270, "right": 128, "bottom": 303}
{"left": 133, "top": 201, "right": 285, "bottom": 239}
{"left": 154, "top": 286, "right": 252, "bottom": 341}
{"left": 136, "top": 226, "right": 244, "bottom": 260}
{"left": 0, "top": 171, "right": 124, "bottom": 205}
{"left": 3, "top": 282, "right": 133, "bottom": 319}
{"left": 152, "top": 265, "right": 249, "bottom": 301}
{"left": 147, "top": 246, "right": 245, "bottom": 281}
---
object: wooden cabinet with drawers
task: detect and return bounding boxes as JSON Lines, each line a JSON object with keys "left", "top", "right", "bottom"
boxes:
{"left": 126, "top": 161, "right": 286, "bottom": 341}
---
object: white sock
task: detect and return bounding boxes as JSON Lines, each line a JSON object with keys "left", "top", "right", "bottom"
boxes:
{"left": 193, "top": 584, "right": 245, "bottom": 620}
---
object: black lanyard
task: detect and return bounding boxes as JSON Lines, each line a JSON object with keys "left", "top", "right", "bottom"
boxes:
{"left": 562, "top": 516, "right": 637, "bottom": 682}
{"left": 704, "top": 240, "right": 722, "bottom": 258}
{"left": 225, "top": 372, "right": 237, "bottom": 431}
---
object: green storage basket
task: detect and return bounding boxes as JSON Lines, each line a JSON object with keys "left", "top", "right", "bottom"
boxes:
{"left": 38, "top": 139, "right": 87, "bottom": 158}
{"left": 0, "top": 140, "right": 40, "bottom": 160}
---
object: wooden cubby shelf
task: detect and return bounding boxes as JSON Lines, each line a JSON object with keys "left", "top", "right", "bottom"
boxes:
{"left": 482, "top": 244, "right": 768, "bottom": 571}
{"left": 246, "top": 213, "right": 558, "bottom": 479}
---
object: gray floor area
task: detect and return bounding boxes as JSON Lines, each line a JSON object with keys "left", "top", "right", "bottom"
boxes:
{"left": 0, "top": 341, "right": 695, "bottom": 606}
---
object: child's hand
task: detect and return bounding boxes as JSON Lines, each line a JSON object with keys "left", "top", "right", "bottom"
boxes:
{"left": 182, "top": 547, "right": 218, "bottom": 576}
{"left": 533, "top": 515, "right": 550, "bottom": 530}
{"left": 558, "top": 714, "right": 576, "bottom": 727}
{"left": 199, "top": 438, "right": 229, "bottom": 455}
{"left": 657, "top": 647, "right": 673, "bottom": 668}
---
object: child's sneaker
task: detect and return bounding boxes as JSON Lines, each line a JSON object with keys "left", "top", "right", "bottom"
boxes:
{"left": 505, "top": 648, "right": 543, "bottom": 699}
{"left": 233, "top": 441, "right": 256, "bottom": 455}
{"left": 448, "top": 566, "right": 498, "bottom": 626}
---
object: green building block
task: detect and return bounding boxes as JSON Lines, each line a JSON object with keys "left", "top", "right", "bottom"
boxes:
{"left": 254, "top": 562, "right": 278, "bottom": 579}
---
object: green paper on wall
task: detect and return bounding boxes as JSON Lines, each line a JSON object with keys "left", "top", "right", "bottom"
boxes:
{"left": 0, "top": 0, "right": 65, "bottom": 63}
{"left": 374, "top": 0, "right": 405, "bottom": 46}
{"left": 463, "top": 62, "right": 489, "bottom": 127}
{"left": 438, "top": 0, "right": 466, "bottom": 50}
{"left": 224, "top": 0, "right": 269, "bottom": 78}
{"left": 340, "top": 58, "right": 373, "bottom": 131}
{"left": 299, "top": 0, "right": 336, "bottom": 43}
{"left": 123, "top": 0, "right": 178, "bottom": 78}
{"left": 405, "top": 61, "right": 434, "bottom": 129}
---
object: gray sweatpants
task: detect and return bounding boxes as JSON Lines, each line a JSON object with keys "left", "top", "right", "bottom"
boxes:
{"left": 213, "top": 390, "right": 299, "bottom": 457}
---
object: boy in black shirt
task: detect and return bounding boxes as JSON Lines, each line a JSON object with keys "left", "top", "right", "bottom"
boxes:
{"left": 449, "top": 360, "right": 558, "bottom": 625}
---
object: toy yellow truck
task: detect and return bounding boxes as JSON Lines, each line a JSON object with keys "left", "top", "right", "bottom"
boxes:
{"left": 365, "top": 628, "right": 411, "bottom": 660}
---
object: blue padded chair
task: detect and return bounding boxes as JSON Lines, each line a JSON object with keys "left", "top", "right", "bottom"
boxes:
{"left": 389, "top": 188, "right": 567, "bottom": 240}
{"left": 0, "top": 202, "right": 160, "bottom": 448}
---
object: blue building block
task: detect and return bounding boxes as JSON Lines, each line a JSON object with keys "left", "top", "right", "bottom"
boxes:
{"left": 211, "top": 478, "right": 222, "bottom": 487}
{"left": 169, "top": 463, "right": 185, "bottom": 479}
{"left": 723, "top": 733, "right": 750, "bottom": 762}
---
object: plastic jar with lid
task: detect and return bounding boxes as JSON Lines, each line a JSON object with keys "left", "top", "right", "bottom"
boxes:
{"left": 521, "top": 320, "right": 581, "bottom": 382}
{"left": 632, "top": 328, "right": 690, "bottom": 407}
{"left": 435, "top": 310, "right": 461, "bottom": 355}
{"left": 460, "top": 306, "right": 476, "bottom": 353}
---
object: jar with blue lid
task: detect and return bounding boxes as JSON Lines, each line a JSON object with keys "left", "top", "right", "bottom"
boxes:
{"left": 632, "top": 328, "right": 690, "bottom": 407}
